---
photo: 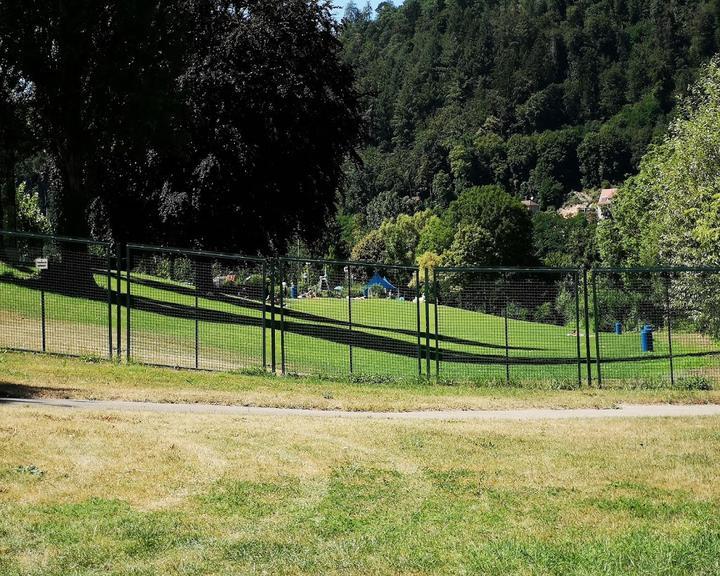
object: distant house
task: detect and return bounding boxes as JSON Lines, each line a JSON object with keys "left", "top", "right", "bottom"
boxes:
{"left": 597, "top": 188, "right": 618, "bottom": 220}
{"left": 558, "top": 204, "right": 589, "bottom": 219}
{"left": 521, "top": 199, "right": 540, "bottom": 214}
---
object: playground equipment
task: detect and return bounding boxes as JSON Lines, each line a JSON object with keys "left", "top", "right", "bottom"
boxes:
{"left": 317, "top": 267, "right": 330, "bottom": 292}
{"left": 363, "top": 273, "right": 398, "bottom": 298}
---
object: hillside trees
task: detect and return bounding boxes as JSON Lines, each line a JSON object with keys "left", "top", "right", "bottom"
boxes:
{"left": 339, "top": 0, "right": 719, "bottom": 223}
{"left": 352, "top": 184, "right": 535, "bottom": 274}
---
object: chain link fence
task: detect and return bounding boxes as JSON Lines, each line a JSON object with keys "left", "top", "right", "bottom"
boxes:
{"left": 2, "top": 230, "right": 720, "bottom": 387}
{"left": 591, "top": 268, "right": 720, "bottom": 387}
{"left": 125, "top": 245, "right": 267, "bottom": 371}
{"left": 0, "top": 230, "right": 113, "bottom": 358}
{"left": 433, "top": 267, "right": 583, "bottom": 385}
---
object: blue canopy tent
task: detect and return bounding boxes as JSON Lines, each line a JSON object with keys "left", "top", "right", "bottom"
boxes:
{"left": 363, "top": 273, "right": 398, "bottom": 297}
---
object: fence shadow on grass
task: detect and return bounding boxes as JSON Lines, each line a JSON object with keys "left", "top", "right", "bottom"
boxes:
{"left": 129, "top": 275, "right": 546, "bottom": 352}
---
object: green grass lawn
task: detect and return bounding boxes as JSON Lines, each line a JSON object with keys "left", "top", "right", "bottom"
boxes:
{"left": 1, "top": 405, "right": 719, "bottom": 575}
{"left": 1, "top": 260, "right": 719, "bottom": 386}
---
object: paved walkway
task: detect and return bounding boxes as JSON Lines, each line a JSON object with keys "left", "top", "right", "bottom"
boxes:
{"left": 2, "top": 397, "right": 720, "bottom": 421}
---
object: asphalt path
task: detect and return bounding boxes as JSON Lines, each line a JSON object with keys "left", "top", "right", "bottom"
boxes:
{"left": 2, "top": 397, "right": 720, "bottom": 421}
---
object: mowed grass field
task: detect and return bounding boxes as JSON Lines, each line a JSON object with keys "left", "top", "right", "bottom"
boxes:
{"left": 1, "top": 260, "right": 719, "bottom": 385}
{"left": 1, "top": 405, "right": 719, "bottom": 575}
{"left": 3, "top": 351, "right": 720, "bottom": 411}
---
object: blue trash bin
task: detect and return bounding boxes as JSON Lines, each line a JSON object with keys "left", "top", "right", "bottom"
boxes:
{"left": 614, "top": 322, "right": 623, "bottom": 335}
{"left": 290, "top": 284, "right": 298, "bottom": 299}
{"left": 641, "top": 324, "right": 654, "bottom": 353}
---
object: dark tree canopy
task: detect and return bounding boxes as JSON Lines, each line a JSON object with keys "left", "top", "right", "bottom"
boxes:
{"left": 0, "top": 0, "right": 361, "bottom": 254}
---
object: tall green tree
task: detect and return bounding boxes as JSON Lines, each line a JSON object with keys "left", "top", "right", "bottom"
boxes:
{"left": 446, "top": 185, "right": 535, "bottom": 266}
{"left": 0, "top": 0, "right": 361, "bottom": 256}
{"left": 603, "top": 57, "right": 720, "bottom": 268}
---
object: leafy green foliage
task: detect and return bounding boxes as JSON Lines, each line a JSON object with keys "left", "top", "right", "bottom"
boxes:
{"left": 533, "top": 212, "right": 597, "bottom": 267}
{"left": 340, "top": 0, "right": 717, "bottom": 221}
{"left": 603, "top": 57, "right": 720, "bottom": 268}
{"left": 447, "top": 186, "right": 535, "bottom": 266}
{"left": 16, "top": 182, "right": 51, "bottom": 234}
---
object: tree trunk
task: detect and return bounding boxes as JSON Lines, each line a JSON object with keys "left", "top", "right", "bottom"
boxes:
{"left": 194, "top": 259, "right": 214, "bottom": 294}
{"left": 55, "top": 144, "right": 88, "bottom": 238}
{"left": 40, "top": 241, "right": 106, "bottom": 298}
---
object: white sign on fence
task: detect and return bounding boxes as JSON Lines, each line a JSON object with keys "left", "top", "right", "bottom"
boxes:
{"left": 34, "top": 258, "right": 49, "bottom": 270}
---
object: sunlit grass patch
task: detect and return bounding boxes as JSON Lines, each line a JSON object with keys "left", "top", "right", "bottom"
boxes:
{"left": 0, "top": 407, "right": 719, "bottom": 574}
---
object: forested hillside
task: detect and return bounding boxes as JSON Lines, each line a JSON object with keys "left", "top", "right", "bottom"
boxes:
{"left": 339, "top": 0, "right": 720, "bottom": 227}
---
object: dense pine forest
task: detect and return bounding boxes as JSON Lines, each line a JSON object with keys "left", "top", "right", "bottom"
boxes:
{"left": 331, "top": 0, "right": 720, "bottom": 266}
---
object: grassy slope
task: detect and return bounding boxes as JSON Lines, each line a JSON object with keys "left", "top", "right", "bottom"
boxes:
{"left": 1, "top": 351, "right": 719, "bottom": 412}
{"left": 1, "top": 262, "right": 719, "bottom": 383}
{"left": 1, "top": 406, "right": 719, "bottom": 575}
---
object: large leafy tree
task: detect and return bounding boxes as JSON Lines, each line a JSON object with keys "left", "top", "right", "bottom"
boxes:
{"left": 599, "top": 57, "right": 720, "bottom": 336}
{"left": 0, "top": 1, "right": 188, "bottom": 241}
{"left": 0, "top": 0, "right": 361, "bottom": 254}
{"left": 446, "top": 185, "right": 535, "bottom": 266}
{"left": 162, "top": 0, "right": 362, "bottom": 253}
{"left": 601, "top": 57, "right": 720, "bottom": 268}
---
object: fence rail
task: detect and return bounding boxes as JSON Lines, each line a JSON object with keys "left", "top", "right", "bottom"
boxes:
{"left": 2, "top": 230, "right": 720, "bottom": 386}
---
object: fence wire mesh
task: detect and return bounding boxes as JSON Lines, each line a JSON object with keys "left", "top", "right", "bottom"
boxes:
{"left": 126, "top": 246, "right": 265, "bottom": 371}
{"left": 279, "top": 259, "right": 350, "bottom": 376}
{"left": 670, "top": 271, "right": 720, "bottom": 385}
{"left": 592, "top": 269, "right": 720, "bottom": 387}
{"left": 0, "top": 231, "right": 112, "bottom": 358}
{"left": 3, "top": 230, "right": 720, "bottom": 388}
{"left": 433, "top": 268, "right": 582, "bottom": 384}
{"left": 349, "top": 263, "right": 421, "bottom": 378}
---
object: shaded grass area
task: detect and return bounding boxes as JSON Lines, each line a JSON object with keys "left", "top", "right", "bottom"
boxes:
{"left": 1, "top": 260, "right": 719, "bottom": 383}
{"left": 1, "top": 351, "right": 719, "bottom": 412}
{"left": 0, "top": 407, "right": 719, "bottom": 575}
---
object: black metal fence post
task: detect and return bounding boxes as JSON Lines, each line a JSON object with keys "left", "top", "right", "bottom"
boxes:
{"left": 665, "top": 273, "right": 675, "bottom": 386}
{"left": 261, "top": 261, "right": 267, "bottom": 370}
{"left": 116, "top": 248, "right": 122, "bottom": 359}
{"left": 107, "top": 247, "right": 113, "bottom": 359}
{"left": 575, "top": 270, "right": 582, "bottom": 387}
{"left": 415, "top": 269, "right": 422, "bottom": 377}
{"left": 194, "top": 288, "right": 199, "bottom": 370}
{"left": 125, "top": 245, "right": 131, "bottom": 362}
{"left": 347, "top": 266, "right": 353, "bottom": 374}
{"left": 582, "top": 268, "right": 592, "bottom": 386}
{"left": 279, "top": 261, "right": 286, "bottom": 375}
{"left": 40, "top": 289, "right": 46, "bottom": 353}
{"left": 424, "top": 267, "right": 431, "bottom": 378}
{"left": 270, "top": 265, "right": 276, "bottom": 373}
{"left": 433, "top": 270, "right": 440, "bottom": 377}
{"left": 592, "top": 271, "right": 602, "bottom": 387}
{"left": 503, "top": 272, "right": 510, "bottom": 385}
